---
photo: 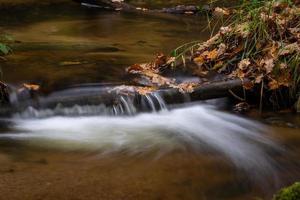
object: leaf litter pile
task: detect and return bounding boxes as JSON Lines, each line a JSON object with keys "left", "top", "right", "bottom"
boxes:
{"left": 121, "top": 0, "right": 300, "bottom": 109}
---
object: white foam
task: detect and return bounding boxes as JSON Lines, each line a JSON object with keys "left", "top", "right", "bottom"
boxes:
{"left": 2, "top": 104, "right": 280, "bottom": 183}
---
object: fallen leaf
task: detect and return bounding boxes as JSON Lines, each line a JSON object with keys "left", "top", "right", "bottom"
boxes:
{"left": 173, "top": 82, "right": 199, "bottom": 93}
{"left": 136, "top": 87, "right": 156, "bottom": 95}
{"left": 126, "top": 64, "right": 144, "bottom": 74}
{"left": 268, "top": 79, "right": 279, "bottom": 90}
{"left": 207, "top": 49, "right": 218, "bottom": 60}
{"left": 279, "top": 63, "right": 287, "bottom": 69}
{"left": 279, "top": 43, "right": 300, "bottom": 56}
{"left": 236, "top": 23, "right": 250, "bottom": 38}
{"left": 193, "top": 55, "right": 205, "bottom": 66}
{"left": 260, "top": 58, "right": 274, "bottom": 74}
{"left": 23, "top": 83, "right": 40, "bottom": 91}
{"left": 217, "top": 43, "right": 227, "bottom": 56}
{"left": 243, "top": 81, "right": 254, "bottom": 90}
{"left": 277, "top": 71, "right": 291, "bottom": 87}
{"left": 154, "top": 53, "right": 167, "bottom": 69}
{"left": 213, "top": 7, "right": 230, "bottom": 18}
{"left": 255, "top": 74, "right": 264, "bottom": 84}
{"left": 238, "top": 58, "right": 251, "bottom": 71}
{"left": 220, "top": 26, "right": 232, "bottom": 35}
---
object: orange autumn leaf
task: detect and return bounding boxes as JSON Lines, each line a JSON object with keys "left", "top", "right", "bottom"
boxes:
{"left": 268, "top": 79, "right": 279, "bottom": 90}
{"left": 207, "top": 49, "right": 219, "bottom": 60}
{"left": 136, "top": 87, "right": 156, "bottom": 95}
{"left": 194, "top": 55, "right": 205, "bottom": 66}
{"left": 23, "top": 83, "right": 40, "bottom": 91}
{"left": 126, "top": 64, "right": 144, "bottom": 74}
{"left": 243, "top": 81, "right": 254, "bottom": 90}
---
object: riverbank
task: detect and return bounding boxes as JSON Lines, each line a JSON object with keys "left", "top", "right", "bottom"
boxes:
{"left": 0, "top": 0, "right": 70, "bottom": 6}
{"left": 124, "top": 0, "right": 300, "bottom": 112}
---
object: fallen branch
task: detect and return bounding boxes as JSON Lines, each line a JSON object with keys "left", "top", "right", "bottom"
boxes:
{"left": 0, "top": 78, "right": 247, "bottom": 116}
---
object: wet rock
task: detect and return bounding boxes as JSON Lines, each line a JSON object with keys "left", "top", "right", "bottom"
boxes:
{"left": 161, "top": 5, "right": 199, "bottom": 15}
{"left": 233, "top": 102, "right": 250, "bottom": 113}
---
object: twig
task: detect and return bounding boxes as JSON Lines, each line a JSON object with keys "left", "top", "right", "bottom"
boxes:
{"left": 229, "top": 89, "right": 245, "bottom": 101}
{"left": 259, "top": 81, "right": 264, "bottom": 114}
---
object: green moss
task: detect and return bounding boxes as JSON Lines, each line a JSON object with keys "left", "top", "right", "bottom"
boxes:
{"left": 273, "top": 182, "right": 300, "bottom": 200}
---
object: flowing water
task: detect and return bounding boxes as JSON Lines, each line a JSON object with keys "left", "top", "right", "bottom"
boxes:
{"left": 0, "top": 3, "right": 300, "bottom": 200}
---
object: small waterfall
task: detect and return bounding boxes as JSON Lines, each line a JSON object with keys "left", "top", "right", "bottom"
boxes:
{"left": 3, "top": 85, "right": 282, "bottom": 188}
{"left": 14, "top": 91, "right": 169, "bottom": 119}
{"left": 139, "top": 92, "right": 168, "bottom": 112}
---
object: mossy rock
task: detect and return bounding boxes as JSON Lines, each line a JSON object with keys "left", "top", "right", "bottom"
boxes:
{"left": 273, "top": 182, "right": 300, "bottom": 200}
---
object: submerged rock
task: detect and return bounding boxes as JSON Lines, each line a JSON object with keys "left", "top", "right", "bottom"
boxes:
{"left": 273, "top": 182, "right": 300, "bottom": 200}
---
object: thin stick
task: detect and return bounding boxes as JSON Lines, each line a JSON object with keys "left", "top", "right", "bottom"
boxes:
{"left": 259, "top": 81, "right": 264, "bottom": 114}
{"left": 229, "top": 89, "right": 245, "bottom": 101}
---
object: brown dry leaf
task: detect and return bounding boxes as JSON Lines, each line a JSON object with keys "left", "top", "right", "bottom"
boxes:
{"left": 277, "top": 72, "right": 291, "bottom": 87}
{"left": 166, "top": 57, "right": 176, "bottom": 65}
{"left": 136, "top": 87, "right": 156, "bottom": 95}
{"left": 207, "top": 49, "right": 219, "bottom": 60}
{"left": 147, "top": 72, "right": 175, "bottom": 87}
{"left": 154, "top": 53, "right": 167, "bottom": 69}
{"left": 256, "top": 42, "right": 262, "bottom": 50}
{"left": 268, "top": 79, "right": 279, "bottom": 90}
{"left": 260, "top": 13, "right": 273, "bottom": 21}
{"left": 126, "top": 64, "right": 144, "bottom": 74}
{"left": 236, "top": 23, "right": 250, "bottom": 38}
{"left": 23, "top": 83, "right": 40, "bottom": 91}
{"left": 260, "top": 58, "right": 275, "bottom": 74}
{"left": 173, "top": 82, "right": 199, "bottom": 93}
{"left": 288, "top": 28, "right": 300, "bottom": 39}
{"left": 229, "top": 44, "right": 244, "bottom": 57}
{"left": 217, "top": 43, "right": 227, "bottom": 56}
{"left": 243, "top": 81, "right": 254, "bottom": 90}
{"left": 279, "top": 43, "right": 300, "bottom": 56}
{"left": 213, "top": 7, "right": 230, "bottom": 18}
{"left": 194, "top": 55, "right": 205, "bottom": 66}
{"left": 264, "top": 59, "right": 275, "bottom": 74}
{"left": 197, "top": 33, "right": 221, "bottom": 52}
{"left": 231, "top": 69, "right": 245, "bottom": 79}
{"left": 269, "top": 42, "right": 278, "bottom": 58}
{"left": 238, "top": 58, "right": 251, "bottom": 71}
{"left": 273, "top": 1, "right": 289, "bottom": 12}
{"left": 255, "top": 74, "right": 264, "bottom": 84}
{"left": 220, "top": 26, "right": 232, "bottom": 35}
{"left": 279, "top": 63, "right": 287, "bottom": 69}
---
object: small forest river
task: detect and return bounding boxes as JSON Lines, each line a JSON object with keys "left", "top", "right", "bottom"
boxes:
{"left": 0, "top": 3, "right": 299, "bottom": 200}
